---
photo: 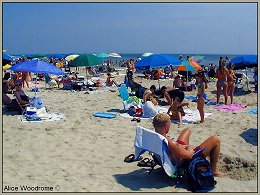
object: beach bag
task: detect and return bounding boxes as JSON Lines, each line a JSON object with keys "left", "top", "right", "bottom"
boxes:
{"left": 142, "top": 101, "right": 159, "bottom": 118}
{"left": 123, "top": 96, "right": 142, "bottom": 111}
{"left": 186, "top": 154, "right": 216, "bottom": 192}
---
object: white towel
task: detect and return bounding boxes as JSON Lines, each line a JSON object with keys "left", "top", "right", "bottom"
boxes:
{"left": 172, "top": 109, "right": 212, "bottom": 124}
{"left": 134, "top": 126, "right": 177, "bottom": 177}
{"left": 20, "top": 112, "right": 64, "bottom": 123}
{"left": 134, "top": 126, "right": 166, "bottom": 156}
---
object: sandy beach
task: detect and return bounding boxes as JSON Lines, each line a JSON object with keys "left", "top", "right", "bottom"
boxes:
{"left": 2, "top": 69, "right": 258, "bottom": 193}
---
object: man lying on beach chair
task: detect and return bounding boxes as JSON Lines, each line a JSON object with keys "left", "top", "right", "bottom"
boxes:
{"left": 128, "top": 113, "right": 224, "bottom": 177}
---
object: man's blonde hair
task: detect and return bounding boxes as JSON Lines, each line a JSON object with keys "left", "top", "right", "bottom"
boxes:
{"left": 153, "top": 113, "right": 170, "bottom": 129}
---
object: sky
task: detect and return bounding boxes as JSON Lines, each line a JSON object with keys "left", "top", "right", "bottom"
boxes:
{"left": 2, "top": 2, "right": 258, "bottom": 55}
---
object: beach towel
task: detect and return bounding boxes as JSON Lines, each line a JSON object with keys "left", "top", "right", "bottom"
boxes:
{"left": 171, "top": 109, "right": 212, "bottom": 124}
{"left": 20, "top": 106, "right": 64, "bottom": 122}
{"left": 83, "top": 87, "right": 117, "bottom": 94}
{"left": 214, "top": 104, "right": 246, "bottom": 112}
{"left": 205, "top": 101, "right": 218, "bottom": 106}
{"left": 247, "top": 108, "right": 257, "bottom": 114}
{"left": 20, "top": 112, "right": 64, "bottom": 122}
{"left": 185, "top": 95, "right": 197, "bottom": 101}
{"left": 185, "top": 95, "right": 207, "bottom": 102}
{"left": 134, "top": 126, "right": 177, "bottom": 177}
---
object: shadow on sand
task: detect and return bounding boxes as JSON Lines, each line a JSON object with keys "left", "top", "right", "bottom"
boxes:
{"left": 113, "top": 167, "right": 188, "bottom": 191}
{"left": 240, "top": 128, "right": 258, "bottom": 146}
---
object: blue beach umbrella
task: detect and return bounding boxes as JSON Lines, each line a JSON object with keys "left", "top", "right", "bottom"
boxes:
{"left": 3, "top": 53, "right": 12, "bottom": 60}
{"left": 10, "top": 60, "right": 65, "bottom": 75}
{"left": 134, "top": 54, "right": 182, "bottom": 68}
{"left": 10, "top": 60, "right": 65, "bottom": 97}
{"left": 51, "top": 54, "right": 66, "bottom": 59}
{"left": 229, "top": 55, "right": 257, "bottom": 70}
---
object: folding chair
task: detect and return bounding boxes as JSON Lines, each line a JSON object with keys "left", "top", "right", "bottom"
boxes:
{"left": 134, "top": 126, "right": 180, "bottom": 178}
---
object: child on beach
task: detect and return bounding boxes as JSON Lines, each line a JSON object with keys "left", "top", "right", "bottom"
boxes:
{"left": 152, "top": 113, "right": 224, "bottom": 177}
{"left": 167, "top": 95, "right": 189, "bottom": 127}
{"left": 196, "top": 71, "right": 207, "bottom": 123}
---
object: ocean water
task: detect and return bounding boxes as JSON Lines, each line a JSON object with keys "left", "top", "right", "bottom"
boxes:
{"left": 118, "top": 53, "right": 234, "bottom": 67}
{"left": 116, "top": 53, "right": 255, "bottom": 77}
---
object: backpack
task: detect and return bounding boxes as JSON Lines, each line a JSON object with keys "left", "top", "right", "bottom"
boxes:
{"left": 186, "top": 155, "right": 216, "bottom": 192}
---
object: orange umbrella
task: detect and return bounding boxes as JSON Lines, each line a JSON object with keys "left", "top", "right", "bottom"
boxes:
{"left": 177, "top": 60, "right": 202, "bottom": 72}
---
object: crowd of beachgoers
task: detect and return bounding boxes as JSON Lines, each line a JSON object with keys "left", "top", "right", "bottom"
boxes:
{"left": 2, "top": 54, "right": 258, "bottom": 192}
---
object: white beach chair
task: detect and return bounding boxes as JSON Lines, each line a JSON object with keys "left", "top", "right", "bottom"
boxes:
{"left": 134, "top": 126, "right": 179, "bottom": 178}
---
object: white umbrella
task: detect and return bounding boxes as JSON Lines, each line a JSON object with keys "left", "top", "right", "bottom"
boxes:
{"left": 65, "top": 54, "right": 79, "bottom": 61}
{"left": 141, "top": 52, "right": 154, "bottom": 57}
{"left": 108, "top": 53, "right": 121, "bottom": 58}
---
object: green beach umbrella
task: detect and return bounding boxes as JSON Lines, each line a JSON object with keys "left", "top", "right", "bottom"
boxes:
{"left": 69, "top": 54, "right": 102, "bottom": 67}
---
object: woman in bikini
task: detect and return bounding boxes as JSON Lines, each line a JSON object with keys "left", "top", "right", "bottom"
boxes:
{"left": 196, "top": 71, "right": 207, "bottom": 123}
{"left": 227, "top": 64, "right": 236, "bottom": 104}
{"left": 216, "top": 61, "right": 228, "bottom": 105}
{"left": 167, "top": 96, "right": 189, "bottom": 128}
{"left": 106, "top": 73, "right": 120, "bottom": 87}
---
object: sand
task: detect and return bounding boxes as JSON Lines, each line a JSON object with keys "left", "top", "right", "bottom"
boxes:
{"left": 2, "top": 69, "right": 258, "bottom": 192}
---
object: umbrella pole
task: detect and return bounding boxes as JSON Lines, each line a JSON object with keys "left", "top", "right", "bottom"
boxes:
{"left": 34, "top": 73, "right": 37, "bottom": 98}
{"left": 246, "top": 67, "right": 249, "bottom": 91}
{"left": 158, "top": 79, "right": 160, "bottom": 89}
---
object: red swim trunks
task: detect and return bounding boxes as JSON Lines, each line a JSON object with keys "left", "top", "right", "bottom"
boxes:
{"left": 176, "top": 140, "right": 201, "bottom": 151}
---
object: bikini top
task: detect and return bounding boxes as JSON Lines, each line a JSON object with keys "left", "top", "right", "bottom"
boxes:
{"left": 198, "top": 82, "right": 202, "bottom": 89}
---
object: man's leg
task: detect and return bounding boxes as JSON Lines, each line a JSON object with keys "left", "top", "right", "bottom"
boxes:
{"left": 198, "top": 135, "right": 224, "bottom": 177}
{"left": 176, "top": 128, "right": 191, "bottom": 145}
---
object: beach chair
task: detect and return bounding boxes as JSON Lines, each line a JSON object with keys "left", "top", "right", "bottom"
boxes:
{"left": 134, "top": 126, "right": 180, "bottom": 178}
{"left": 118, "top": 84, "right": 130, "bottom": 101}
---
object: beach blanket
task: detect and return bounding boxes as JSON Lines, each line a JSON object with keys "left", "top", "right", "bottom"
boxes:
{"left": 119, "top": 113, "right": 151, "bottom": 120}
{"left": 20, "top": 112, "right": 64, "bottom": 123}
{"left": 247, "top": 108, "right": 257, "bottom": 114}
{"left": 213, "top": 104, "right": 246, "bottom": 112}
{"left": 20, "top": 107, "right": 64, "bottom": 122}
{"left": 171, "top": 109, "right": 213, "bottom": 124}
{"left": 120, "top": 108, "right": 212, "bottom": 124}
{"left": 83, "top": 87, "right": 118, "bottom": 94}
{"left": 185, "top": 95, "right": 197, "bottom": 101}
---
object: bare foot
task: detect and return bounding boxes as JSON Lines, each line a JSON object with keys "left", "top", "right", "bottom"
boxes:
{"left": 178, "top": 123, "right": 182, "bottom": 128}
{"left": 213, "top": 171, "right": 226, "bottom": 177}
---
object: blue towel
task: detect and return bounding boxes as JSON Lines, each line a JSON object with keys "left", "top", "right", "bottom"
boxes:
{"left": 247, "top": 108, "right": 257, "bottom": 114}
{"left": 184, "top": 95, "right": 197, "bottom": 101}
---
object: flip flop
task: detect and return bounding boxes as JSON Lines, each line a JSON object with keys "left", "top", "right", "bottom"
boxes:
{"left": 137, "top": 158, "right": 156, "bottom": 168}
{"left": 124, "top": 154, "right": 143, "bottom": 163}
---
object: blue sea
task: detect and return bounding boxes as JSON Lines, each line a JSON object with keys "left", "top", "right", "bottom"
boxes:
{"left": 116, "top": 53, "right": 255, "bottom": 77}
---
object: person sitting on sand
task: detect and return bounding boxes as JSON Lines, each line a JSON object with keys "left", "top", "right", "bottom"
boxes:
{"left": 167, "top": 94, "right": 189, "bottom": 127}
{"left": 106, "top": 72, "right": 120, "bottom": 87}
{"left": 13, "top": 80, "right": 33, "bottom": 106}
{"left": 153, "top": 113, "right": 225, "bottom": 177}
{"left": 142, "top": 85, "right": 159, "bottom": 105}
{"left": 160, "top": 87, "right": 183, "bottom": 106}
